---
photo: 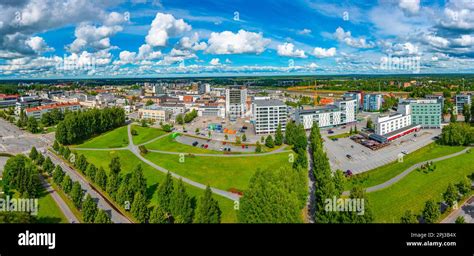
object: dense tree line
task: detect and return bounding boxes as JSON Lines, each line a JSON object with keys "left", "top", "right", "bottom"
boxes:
{"left": 238, "top": 119, "right": 308, "bottom": 223}
{"left": 41, "top": 108, "right": 65, "bottom": 127}
{"left": 438, "top": 123, "right": 474, "bottom": 146}
{"left": 56, "top": 107, "right": 125, "bottom": 145}
{"left": 49, "top": 147, "right": 112, "bottom": 223}
{"left": 53, "top": 144, "right": 221, "bottom": 223}
{"left": 2, "top": 155, "right": 41, "bottom": 198}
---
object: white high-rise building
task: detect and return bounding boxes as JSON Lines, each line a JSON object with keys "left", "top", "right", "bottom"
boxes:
{"left": 252, "top": 99, "right": 287, "bottom": 134}
{"left": 225, "top": 86, "right": 247, "bottom": 119}
{"left": 198, "top": 83, "right": 211, "bottom": 94}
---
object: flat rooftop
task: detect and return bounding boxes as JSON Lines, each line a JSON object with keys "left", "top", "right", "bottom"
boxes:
{"left": 253, "top": 99, "right": 285, "bottom": 107}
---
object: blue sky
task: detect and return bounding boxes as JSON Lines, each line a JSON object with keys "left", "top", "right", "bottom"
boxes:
{"left": 1, "top": 0, "right": 474, "bottom": 78}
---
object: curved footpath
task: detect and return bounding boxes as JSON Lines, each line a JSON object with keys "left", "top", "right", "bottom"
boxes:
{"left": 125, "top": 124, "right": 240, "bottom": 201}
{"left": 342, "top": 147, "right": 471, "bottom": 196}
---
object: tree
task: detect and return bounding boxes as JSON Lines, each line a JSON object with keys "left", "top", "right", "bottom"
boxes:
{"left": 260, "top": 136, "right": 265, "bottom": 143}
{"left": 349, "top": 126, "right": 353, "bottom": 134}
{"left": 157, "top": 172, "right": 174, "bottom": 213}
{"left": 284, "top": 121, "right": 295, "bottom": 145}
{"left": 141, "top": 119, "right": 148, "bottom": 127}
{"left": 340, "top": 186, "right": 374, "bottom": 223}
{"left": 26, "top": 117, "right": 40, "bottom": 133}
{"left": 42, "top": 157, "right": 55, "bottom": 175}
{"left": 106, "top": 172, "right": 120, "bottom": 199}
{"left": 130, "top": 164, "right": 147, "bottom": 197}
{"left": 86, "top": 164, "right": 97, "bottom": 182}
{"left": 170, "top": 179, "right": 194, "bottom": 223}
{"left": 265, "top": 135, "right": 275, "bottom": 148}
{"left": 275, "top": 123, "right": 283, "bottom": 146}
{"left": 52, "top": 165, "right": 65, "bottom": 185}
{"left": 238, "top": 168, "right": 302, "bottom": 223}
{"left": 333, "top": 170, "right": 346, "bottom": 197}
{"left": 439, "top": 123, "right": 473, "bottom": 146}
{"left": 131, "top": 192, "right": 149, "bottom": 223}
{"left": 108, "top": 156, "right": 121, "bottom": 175}
{"left": 354, "top": 125, "right": 358, "bottom": 134}
{"left": 176, "top": 114, "right": 184, "bottom": 125}
{"left": 145, "top": 99, "right": 154, "bottom": 106}
{"left": 242, "top": 133, "right": 247, "bottom": 142}
{"left": 455, "top": 216, "right": 465, "bottom": 224}
{"left": 29, "top": 147, "right": 38, "bottom": 161}
{"left": 2, "top": 155, "right": 41, "bottom": 198}
{"left": 422, "top": 199, "right": 440, "bottom": 223}
{"left": 235, "top": 136, "right": 241, "bottom": 145}
{"left": 63, "top": 147, "right": 71, "bottom": 160}
{"left": 255, "top": 141, "right": 262, "bottom": 153}
{"left": 292, "top": 149, "right": 307, "bottom": 170}
{"left": 224, "top": 134, "right": 228, "bottom": 140}
{"left": 138, "top": 145, "right": 148, "bottom": 155}
{"left": 95, "top": 167, "right": 107, "bottom": 190}
{"left": 149, "top": 205, "right": 169, "bottom": 223}
{"left": 61, "top": 175, "right": 73, "bottom": 194}
{"left": 400, "top": 210, "right": 418, "bottom": 224}
{"left": 94, "top": 209, "right": 112, "bottom": 223}
{"left": 456, "top": 177, "right": 471, "bottom": 196}
{"left": 450, "top": 109, "right": 457, "bottom": 123}
{"left": 70, "top": 181, "right": 84, "bottom": 209}
{"left": 194, "top": 185, "right": 221, "bottom": 223}
{"left": 208, "top": 131, "right": 211, "bottom": 138}
{"left": 75, "top": 154, "right": 88, "bottom": 173}
{"left": 36, "top": 153, "right": 45, "bottom": 166}
{"left": 52, "top": 140, "right": 60, "bottom": 152}
{"left": 463, "top": 103, "right": 471, "bottom": 123}
{"left": 366, "top": 118, "right": 373, "bottom": 129}
{"left": 195, "top": 128, "right": 200, "bottom": 134}
{"left": 82, "top": 194, "right": 98, "bottom": 223}
{"left": 443, "top": 183, "right": 459, "bottom": 208}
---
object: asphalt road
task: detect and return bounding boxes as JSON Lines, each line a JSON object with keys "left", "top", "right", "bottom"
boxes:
{"left": 441, "top": 196, "right": 474, "bottom": 223}
{"left": 39, "top": 175, "right": 79, "bottom": 223}
{"left": 0, "top": 119, "right": 131, "bottom": 223}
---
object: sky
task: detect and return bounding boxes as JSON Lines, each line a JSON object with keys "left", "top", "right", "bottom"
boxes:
{"left": 2, "top": 0, "right": 474, "bottom": 78}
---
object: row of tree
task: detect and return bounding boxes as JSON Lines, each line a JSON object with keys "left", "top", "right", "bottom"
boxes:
{"left": 237, "top": 120, "right": 308, "bottom": 223}
{"left": 55, "top": 107, "right": 125, "bottom": 145}
{"left": 29, "top": 147, "right": 112, "bottom": 223}
{"left": 175, "top": 109, "right": 198, "bottom": 125}
{"left": 54, "top": 143, "right": 221, "bottom": 223}
{"left": 310, "top": 123, "right": 374, "bottom": 223}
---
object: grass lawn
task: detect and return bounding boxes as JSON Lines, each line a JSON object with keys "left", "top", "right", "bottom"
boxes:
{"left": 368, "top": 150, "right": 474, "bottom": 223}
{"left": 37, "top": 188, "right": 68, "bottom": 223}
{"left": 328, "top": 132, "right": 351, "bottom": 140}
{"left": 146, "top": 134, "right": 225, "bottom": 154}
{"left": 74, "top": 126, "right": 129, "bottom": 149}
{"left": 74, "top": 149, "right": 237, "bottom": 223}
{"left": 345, "top": 144, "right": 466, "bottom": 190}
{"left": 146, "top": 134, "right": 284, "bottom": 154}
{"left": 131, "top": 125, "right": 167, "bottom": 145}
{"left": 144, "top": 151, "right": 292, "bottom": 192}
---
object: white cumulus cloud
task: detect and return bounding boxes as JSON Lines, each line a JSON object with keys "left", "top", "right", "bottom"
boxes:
{"left": 312, "top": 47, "right": 336, "bottom": 58}
{"left": 145, "top": 13, "right": 192, "bottom": 47}
{"left": 206, "top": 29, "right": 270, "bottom": 54}
{"left": 277, "top": 43, "right": 307, "bottom": 58}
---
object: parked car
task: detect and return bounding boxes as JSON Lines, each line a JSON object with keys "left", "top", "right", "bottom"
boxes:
{"left": 192, "top": 141, "right": 198, "bottom": 147}
{"left": 204, "top": 144, "right": 209, "bottom": 149}
{"left": 328, "top": 130, "right": 334, "bottom": 134}
{"left": 346, "top": 154, "right": 352, "bottom": 159}
{"left": 401, "top": 150, "right": 408, "bottom": 154}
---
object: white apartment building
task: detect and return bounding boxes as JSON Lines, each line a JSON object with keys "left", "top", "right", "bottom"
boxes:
{"left": 375, "top": 113, "right": 412, "bottom": 136}
{"left": 252, "top": 99, "right": 287, "bottom": 134}
{"left": 295, "top": 97, "right": 357, "bottom": 130}
{"left": 225, "top": 86, "right": 247, "bottom": 120}
{"left": 198, "top": 106, "right": 225, "bottom": 119}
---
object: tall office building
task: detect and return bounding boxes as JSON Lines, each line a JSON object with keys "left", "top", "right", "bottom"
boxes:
{"left": 455, "top": 93, "right": 472, "bottom": 115}
{"left": 252, "top": 99, "right": 287, "bottom": 134}
{"left": 225, "top": 86, "right": 247, "bottom": 119}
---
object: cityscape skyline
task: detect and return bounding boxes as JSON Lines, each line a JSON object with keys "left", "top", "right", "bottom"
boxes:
{"left": 3, "top": 0, "right": 474, "bottom": 78}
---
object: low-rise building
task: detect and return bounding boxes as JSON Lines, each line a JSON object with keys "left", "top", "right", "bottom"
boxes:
{"left": 198, "top": 105, "right": 225, "bottom": 119}
{"left": 138, "top": 105, "right": 171, "bottom": 123}
{"left": 25, "top": 102, "right": 81, "bottom": 119}
{"left": 295, "top": 97, "right": 357, "bottom": 130}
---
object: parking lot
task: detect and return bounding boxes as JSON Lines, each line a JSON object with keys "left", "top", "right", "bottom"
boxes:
{"left": 0, "top": 119, "right": 47, "bottom": 154}
{"left": 324, "top": 129, "right": 442, "bottom": 174}
{"left": 176, "top": 134, "right": 256, "bottom": 153}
